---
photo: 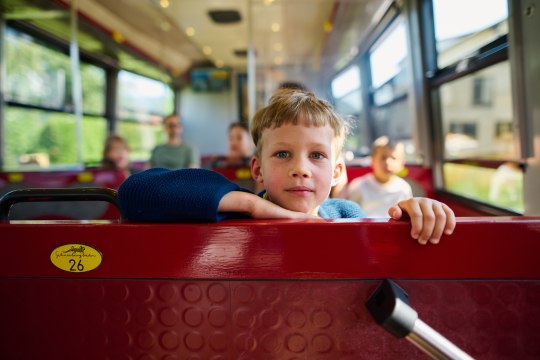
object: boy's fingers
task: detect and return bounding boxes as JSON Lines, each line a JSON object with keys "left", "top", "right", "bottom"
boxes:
{"left": 399, "top": 200, "right": 424, "bottom": 242}
{"left": 443, "top": 204, "right": 456, "bottom": 235}
{"left": 427, "top": 202, "right": 447, "bottom": 244}
{"left": 388, "top": 205, "right": 403, "bottom": 219}
{"left": 416, "top": 200, "right": 436, "bottom": 245}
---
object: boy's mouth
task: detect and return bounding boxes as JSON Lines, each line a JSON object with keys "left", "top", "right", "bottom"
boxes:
{"left": 286, "top": 186, "right": 313, "bottom": 194}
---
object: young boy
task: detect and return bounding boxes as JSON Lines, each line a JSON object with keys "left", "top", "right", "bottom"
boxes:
{"left": 337, "top": 136, "right": 413, "bottom": 217}
{"left": 118, "top": 89, "right": 455, "bottom": 245}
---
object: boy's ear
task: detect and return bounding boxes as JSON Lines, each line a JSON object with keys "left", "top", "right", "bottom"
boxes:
{"left": 251, "top": 156, "right": 264, "bottom": 183}
{"left": 331, "top": 158, "right": 344, "bottom": 186}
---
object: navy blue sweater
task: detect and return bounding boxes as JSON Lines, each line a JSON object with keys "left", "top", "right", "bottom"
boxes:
{"left": 118, "top": 168, "right": 366, "bottom": 222}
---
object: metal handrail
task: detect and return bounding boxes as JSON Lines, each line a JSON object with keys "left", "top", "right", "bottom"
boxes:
{"left": 0, "top": 187, "right": 120, "bottom": 222}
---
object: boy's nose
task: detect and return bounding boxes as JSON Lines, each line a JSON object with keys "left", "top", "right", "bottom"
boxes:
{"left": 289, "top": 159, "right": 311, "bottom": 178}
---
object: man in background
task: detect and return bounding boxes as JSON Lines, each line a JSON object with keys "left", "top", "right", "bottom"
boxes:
{"left": 148, "top": 113, "right": 200, "bottom": 169}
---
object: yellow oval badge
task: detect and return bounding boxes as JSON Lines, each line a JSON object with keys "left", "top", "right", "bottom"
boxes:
{"left": 50, "top": 244, "right": 103, "bottom": 273}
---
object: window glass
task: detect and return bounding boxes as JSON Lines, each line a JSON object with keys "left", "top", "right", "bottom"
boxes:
{"left": 4, "top": 27, "right": 106, "bottom": 115}
{"left": 366, "top": 17, "right": 417, "bottom": 163}
{"left": 4, "top": 27, "right": 70, "bottom": 109}
{"left": 335, "top": 91, "right": 362, "bottom": 115}
{"left": 332, "top": 65, "right": 362, "bottom": 115}
{"left": 443, "top": 162, "right": 523, "bottom": 213}
{"left": 118, "top": 71, "right": 174, "bottom": 123}
{"left": 332, "top": 66, "right": 361, "bottom": 98}
{"left": 370, "top": 103, "right": 416, "bottom": 163}
{"left": 440, "top": 61, "right": 515, "bottom": 160}
{"left": 342, "top": 115, "right": 372, "bottom": 162}
{"left": 3, "top": 107, "right": 106, "bottom": 169}
{"left": 369, "top": 20, "right": 407, "bottom": 90}
{"left": 82, "top": 116, "right": 108, "bottom": 165}
{"left": 81, "top": 63, "right": 106, "bottom": 115}
{"left": 433, "top": 0, "right": 508, "bottom": 68}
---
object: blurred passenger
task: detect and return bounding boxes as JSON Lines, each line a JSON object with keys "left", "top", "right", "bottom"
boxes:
{"left": 149, "top": 113, "right": 200, "bottom": 169}
{"left": 100, "top": 134, "right": 133, "bottom": 188}
{"left": 211, "top": 122, "right": 253, "bottom": 168}
{"left": 489, "top": 162, "right": 523, "bottom": 209}
{"left": 271, "top": 81, "right": 310, "bottom": 99}
{"left": 336, "top": 136, "right": 413, "bottom": 217}
{"left": 102, "top": 134, "right": 131, "bottom": 176}
{"left": 277, "top": 81, "right": 309, "bottom": 92}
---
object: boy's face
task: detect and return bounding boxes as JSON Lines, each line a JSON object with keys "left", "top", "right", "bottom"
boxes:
{"left": 251, "top": 122, "right": 343, "bottom": 215}
{"left": 372, "top": 146, "right": 405, "bottom": 183}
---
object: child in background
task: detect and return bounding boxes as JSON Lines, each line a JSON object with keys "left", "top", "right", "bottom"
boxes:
{"left": 211, "top": 122, "right": 254, "bottom": 168}
{"left": 102, "top": 135, "right": 131, "bottom": 177}
{"left": 100, "top": 134, "right": 133, "bottom": 188}
{"left": 337, "top": 136, "right": 413, "bottom": 217}
{"left": 118, "top": 89, "right": 454, "bottom": 245}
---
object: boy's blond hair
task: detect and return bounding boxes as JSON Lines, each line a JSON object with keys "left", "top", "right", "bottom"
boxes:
{"left": 250, "top": 89, "right": 348, "bottom": 159}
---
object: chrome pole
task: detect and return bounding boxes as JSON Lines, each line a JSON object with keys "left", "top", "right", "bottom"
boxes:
{"left": 366, "top": 279, "right": 474, "bottom": 360}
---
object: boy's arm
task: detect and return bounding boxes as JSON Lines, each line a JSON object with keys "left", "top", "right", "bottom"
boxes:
{"left": 218, "top": 191, "right": 319, "bottom": 219}
{"left": 118, "top": 167, "right": 317, "bottom": 222}
{"left": 388, "top": 198, "right": 456, "bottom": 245}
{"left": 118, "top": 168, "right": 242, "bottom": 222}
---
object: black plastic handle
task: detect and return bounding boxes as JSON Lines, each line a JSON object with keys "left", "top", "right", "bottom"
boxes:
{"left": 365, "top": 278, "right": 418, "bottom": 338}
{"left": 0, "top": 187, "right": 120, "bottom": 222}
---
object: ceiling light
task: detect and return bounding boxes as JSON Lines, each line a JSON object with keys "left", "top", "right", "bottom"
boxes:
{"left": 160, "top": 0, "right": 169, "bottom": 8}
{"left": 203, "top": 46, "right": 212, "bottom": 55}
{"left": 185, "top": 27, "right": 195, "bottom": 36}
{"left": 274, "top": 56, "right": 282, "bottom": 65}
{"left": 271, "top": 23, "right": 280, "bottom": 32}
{"left": 264, "top": 0, "right": 275, "bottom": 5}
{"left": 215, "top": 60, "right": 224, "bottom": 68}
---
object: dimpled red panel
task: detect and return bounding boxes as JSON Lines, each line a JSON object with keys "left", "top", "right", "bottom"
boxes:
{"left": 1, "top": 278, "right": 540, "bottom": 359}
{"left": 1, "top": 217, "right": 540, "bottom": 359}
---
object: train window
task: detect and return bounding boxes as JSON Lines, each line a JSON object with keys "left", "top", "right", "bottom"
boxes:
{"left": 117, "top": 71, "right": 174, "bottom": 122}
{"left": 5, "top": 27, "right": 71, "bottom": 110}
{"left": 4, "top": 27, "right": 106, "bottom": 115}
{"left": 428, "top": 0, "right": 523, "bottom": 213}
{"left": 331, "top": 65, "right": 362, "bottom": 115}
{"left": 117, "top": 71, "right": 174, "bottom": 161}
{"left": 368, "top": 17, "right": 416, "bottom": 163}
{"left": 440, "top": 61, "right": 515, "bottom": 160}
{"left": 433, "top": 0, "right": 508, "bottom": 69}
{"left": 4, "top": 107, "right": 107, "bottom": 169}
{"left": 80, "top": 64, "right": 106, "bottom": 116}
{"left": 369, "top": 20, "right": 408, "bottom": 93}
{"left": 443, "top": 162, "right": 523, "bottom": 213}
{"left": 3, "top": 26, "right": 108, "bottom": 169}
{"left": 331, "top": 65, "right": 368, "bottom": 161}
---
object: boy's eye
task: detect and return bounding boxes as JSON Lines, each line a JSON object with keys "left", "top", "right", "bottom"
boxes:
{"left": 275, "top": 151, "right": 289, "bottom": 158}
{"left": 311, "top": 152, "right": 325, "bottom": 160}
{"left": 310, "top": 152, "right": 325, "bottom": 160}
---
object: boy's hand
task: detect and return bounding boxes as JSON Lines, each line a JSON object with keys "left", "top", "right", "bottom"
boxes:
{"left": 219, "top": 191, "right": 320, "bottom": 220}
{"left": 388, "top": 197, "right": 456, "bottom": 245}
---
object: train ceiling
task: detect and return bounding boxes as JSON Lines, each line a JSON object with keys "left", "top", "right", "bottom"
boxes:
{"left": 1, "top": 0, "right": 390, "bottom": 81}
